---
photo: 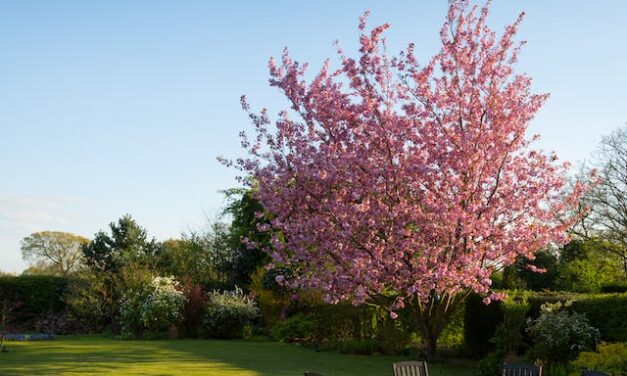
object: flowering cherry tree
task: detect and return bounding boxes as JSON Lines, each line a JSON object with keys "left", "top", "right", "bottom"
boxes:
{"left": 225, "top": 0, "right": 585, "bottom": 355}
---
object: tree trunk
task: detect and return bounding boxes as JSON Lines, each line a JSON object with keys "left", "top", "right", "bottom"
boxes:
{"left": 411, "top": 292, "right": 466, "bottom": 359}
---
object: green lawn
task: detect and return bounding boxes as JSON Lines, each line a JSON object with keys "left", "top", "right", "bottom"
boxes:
{"left": 0, "top": 335, "right": 474, "bottom": 375}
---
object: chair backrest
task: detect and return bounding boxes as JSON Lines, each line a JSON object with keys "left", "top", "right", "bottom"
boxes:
{"left": 502, "top": 363, "right": 542, "bottom": 376}
{"left": 581, "top": 371, "right": 609, "bottom": 376}
{"left": 393, "top": 361, "right": 429, "bottom": 376}
{"left": 304, "top": 373, "right": 324, "bottom": 376}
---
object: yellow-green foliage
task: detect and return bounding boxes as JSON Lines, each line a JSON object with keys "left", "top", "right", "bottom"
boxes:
{"left": 250, "top": 268, "right": 290, "bottom": 327}
{"left": 571, "top": 342, "right": 627, "bottom": 376}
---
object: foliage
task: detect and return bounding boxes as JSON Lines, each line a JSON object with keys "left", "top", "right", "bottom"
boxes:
{"left": 20, "top": 231, "right": 89, "bottom": 276}
{"left": 63, "top": 271, "right": 110, "bottom": 332}
{"left": 203, "top": 287, "right": 258, "bottom": 339}
{"left": 503, "top": 250, "right": 559, "bottom": 291}
{"left": 82, "top": 215, "right": 159, "bottom": 275}
{"left": 157, "top": 222, "right": 232, "bottom": 283}
{"left": 571, "top": 293, "right": 627, "bottom": 342}
{"left": 526, "top": 301, "right": 600, "bottom": 365}
{"left": 119, "top": 276, "right": 186, "bottom": 338}
{"left": 179, "top": 278, "right": 207, "bottom": 338}
{"left": 0, "top": 275, "right": 68, "bottom": 322}
{"left": 491, "top": 292, "right": 531, "bottom": 356}
{"left": 572, "top": 127, "right": 627, "bottom": 279}
{"left": 140, "top": 276, "right": 186, "bottom": 333}
{"left": 250, "top": 267, "right": 291, "bottom": 326}
{"left": 599, "top": 283, "right": 627, "bottom": 293}
{"left": 464, "top": 294, "right": 503, "bottom": 359}
{"left": 225, "top": 0, "right": 585, "bottom": 356}
{"left": 220, "top": 189, "right": 271, "bottom": 287}
{"left": 556, "top": 239, "right": 624, "bottom": 293}
{"left": 476, "top": 351, "right": 503, "bottom": 376}
{"left": 271, "top": 314, "right": 315, "bottom": 343}
{"left": 571, "top": 342, "right": 627, "bottom": 376}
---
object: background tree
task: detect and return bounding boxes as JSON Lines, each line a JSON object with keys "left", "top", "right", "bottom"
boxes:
{"left": 82, "top": 214, "right": 159, "bottom": 274}
{"left": 20, "top": 231, "right": 89, "bottom": 276}
{"left": 80, "top": 214, "right": 159, "bottom": 327}
{"left": 227, "top": 1, "right": 584, "bottom": 356}
{"left": 572, "top": 127, "right": 627, "bottom": 280}
{"left": 157, "top": 222, "right": 232, "bottom": 283}
{"left": 502, "top": 249, "right": 559, "bottom": 291}
{"left": 220, "top": 189, "right": 270, "bottom": 287}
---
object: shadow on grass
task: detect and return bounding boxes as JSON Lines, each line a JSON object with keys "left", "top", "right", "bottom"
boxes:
{"left": 0, "top": 336, "right": 475, "bottom": 376}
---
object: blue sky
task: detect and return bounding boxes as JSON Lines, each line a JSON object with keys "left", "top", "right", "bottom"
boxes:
{"left": 1, "top": 1, "right": 626, "bottom": 273}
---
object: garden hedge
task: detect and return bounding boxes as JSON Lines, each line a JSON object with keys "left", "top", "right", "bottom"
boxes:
{"left": 463, "top": 291, "right": 627, "bottom": 358}
{"left": 0, "top": 275, "right": 70, "bottom": 321}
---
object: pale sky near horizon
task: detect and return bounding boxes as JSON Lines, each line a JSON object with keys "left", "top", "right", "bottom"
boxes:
{"left": 1, "top": 1, "right": 626, "bottom": 273}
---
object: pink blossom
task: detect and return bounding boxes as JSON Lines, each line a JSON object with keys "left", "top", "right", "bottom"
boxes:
{"left": 224, "top": 1, "right": 586, "bottom": 310}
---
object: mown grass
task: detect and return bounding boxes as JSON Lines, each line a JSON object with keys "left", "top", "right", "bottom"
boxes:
{"left": 0, "top": 335, "right": 474, "bottom": 375}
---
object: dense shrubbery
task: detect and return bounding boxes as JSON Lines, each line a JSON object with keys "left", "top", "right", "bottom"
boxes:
{"left": 571, "top": 293, "right": 627, "bottom": 342}
{"left": 526, "top": 302, "right": 600, "bottom": 365}
{"left": 119, "top": 276, "right": 186, "bottom": 338}
{"left": 0, "top": 275, "right": 69, "bottom": 324}
{"left": 571, "top": 342, "right": 627, "bottom": 376}
{"left": 203, "top": 287, "right": 258, "bottom": 339}
{"left": 272, "top": 314, "right": 315, "bottom": 343}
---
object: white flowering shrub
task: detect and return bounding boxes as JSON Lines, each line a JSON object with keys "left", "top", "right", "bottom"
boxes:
{"left": 119, "top": 276, "right": 186, "bottom": 338}
{"left": 203, "top": 287, "right": 258, "bottom": 339}
{"left": 526, "top": 301, "right": 600, "bottom": 364}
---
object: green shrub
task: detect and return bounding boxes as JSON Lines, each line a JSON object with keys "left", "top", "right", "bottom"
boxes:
{"left": 272, "top": 315, "right": 315, "bottom": 343}
{"left": 600, "top": 283, "right": 627, "bottom": 293}
{"left": 64, "top": 272, "right": 110, "bottom": 332}
{"left": 526, "top": 302, "right": 600, "bottom": 365}
{"left": 119, "top": 276, "right": 186, "bottom": 338}
{"left": 464, "top": 293, "right": 504, "bottom": 358}
{"left": 203, "top": 287, "right": 258, "bottom": 339}
{"left": 477, "top": 351, "right": 503, "bottom": 376}
{"left": 571, "top": 342, "right": 627, "bottom": 376}
{"left": 492, "top": 292, "right": 531, "bottom": 356}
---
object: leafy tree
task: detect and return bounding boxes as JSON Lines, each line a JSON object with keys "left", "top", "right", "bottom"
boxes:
{"left": 157, "top": 222, "right": 232, "bottom": 283}
{"left": 555, "top": 239, "right": 623, "bottom": 292}
{"left": 225, "top": 1, "right": 585, "bottom": 356}
{"left": 502, "top": 249, "right": 559, "bottom": 291}
{"left": 82, "top": 214, "right": 159, "bottom": 274}
{"left": 80, "top": 215, "right": 159, "bottom": 328}
{"left": 20, "top": 231, "right": 89, "bottom": 275}
{"left": 573, "top": 127, "right": 627, "bottom": 279}
{"left": 220, "top": 189, "right": 270, "bottom": 286}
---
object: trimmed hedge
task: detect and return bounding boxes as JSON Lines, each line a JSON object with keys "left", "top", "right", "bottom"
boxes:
{"left": 572, "top": 293, "right": 627, "bottom": 342}
{"left": 463, "top": 291, "right": 627, "bottom": 358}
{"left": 0, "top": 275, "right": 70, "bottom": 321}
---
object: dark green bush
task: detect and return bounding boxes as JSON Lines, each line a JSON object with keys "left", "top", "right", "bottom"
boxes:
{"left": 464, "top": 293, "right": 503, "bottom": 358}
{"left": 272, "top": 315, "right": 315, "bottom": 343}
{"left": 0, "top": 275, "right": 69, "bottom": 321}
{"left": 572, "top": 293, "right": 627, "bottom": 342}
{"left": 600, "top": 283, "right": 627, "bottom": 293}
{"left": 571, "top": 342, "right": 627, "bottom": 376}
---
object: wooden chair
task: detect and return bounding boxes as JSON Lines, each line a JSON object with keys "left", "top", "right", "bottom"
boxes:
{"left": 392, "top": 361, "right": 429, "bottom": 376}
{"left": 502, "top": 363, "right": 542, "bottom": 376}
{"left": 304, "top": 372, "right": 324, "bottom": 376}
{"left": 581, "top": 371, "right": 609, "bottom": 376}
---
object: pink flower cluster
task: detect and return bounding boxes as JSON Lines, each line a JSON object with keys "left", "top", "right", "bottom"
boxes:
{"left": 225, "top": 1, "right": 585, "bottom": 310}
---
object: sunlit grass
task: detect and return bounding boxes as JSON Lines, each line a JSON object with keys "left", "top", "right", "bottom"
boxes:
{"left": 0, "top": 335, "right": 474, "bottom": 375}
